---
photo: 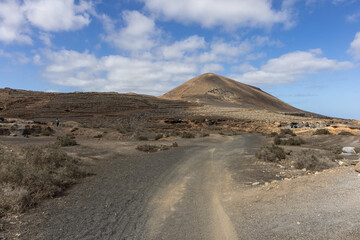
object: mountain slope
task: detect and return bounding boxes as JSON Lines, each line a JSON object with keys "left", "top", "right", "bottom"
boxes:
{"left": 161, "top": 73, "right": 301, "bottom": 112}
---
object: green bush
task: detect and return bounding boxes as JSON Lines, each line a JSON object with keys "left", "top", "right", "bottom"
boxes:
{"left": 255, "top": 144, "right": 286, "bottom": 163}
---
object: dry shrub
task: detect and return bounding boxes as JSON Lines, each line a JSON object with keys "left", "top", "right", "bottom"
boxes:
{"left": 269, "top": 132, "right": 278, "bottom": 137}
{"left": 313, "top": 129, "right": 331, "bottom": 135}
{"left": 201, "top": 132, "right": 210, "bottom": 137}
{"left": 136, "top": 144, "right": 170, "bottom": 152}
{"left": 280, "top": 129, "right": 296, "bottom": 136}
{"left": 255, "top": 144, "right": 286, "bottom": 163}
{"left": 137, "top": 136, "right": 148, "bottom": 141}
{"left": 0, "top": 145, "right": 86, "bottom": 217}
{"left": 291, "top": 149, "right": 336, "bottom": 171}
{"left": 182, "top": 132, "right": 195, "bottom": 138}
{"left": 338, "top": 131, "right": 354, "bottom": 136}
{"left": 155, "top": 134, "right": 163, "bottom": 140}
{"left": 57, "top": 135, "right": 77, "bottom": 146}
{"left": 41, "top": 127, "right": 55, "bottom": 136}
{"left": 136, "top": 142, "right": 178, "bottom": 152}
{"left": 274, "top": 136, "right": 305, "bottom": 146}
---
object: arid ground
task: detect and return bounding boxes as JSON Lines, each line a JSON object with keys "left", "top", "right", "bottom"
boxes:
{"left": 1, "top": 73, "right": 360, "bottom": 239}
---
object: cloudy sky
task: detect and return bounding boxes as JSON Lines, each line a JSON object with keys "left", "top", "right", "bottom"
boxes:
{"left": 0, "top": 0, "right": 360, "bottom": 119}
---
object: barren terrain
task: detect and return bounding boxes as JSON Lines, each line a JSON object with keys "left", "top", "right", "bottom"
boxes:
{"left": 1, "top": 73, "right": 360, "bottom": 239}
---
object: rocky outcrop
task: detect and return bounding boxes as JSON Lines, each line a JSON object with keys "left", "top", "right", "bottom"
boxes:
{"left": 0, "top": 120, "right": 54, "bottom": 136}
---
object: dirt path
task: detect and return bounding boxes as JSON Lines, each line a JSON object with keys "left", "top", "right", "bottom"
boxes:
{"left": 2, "top": 134, "right": 360, "bottom": 239}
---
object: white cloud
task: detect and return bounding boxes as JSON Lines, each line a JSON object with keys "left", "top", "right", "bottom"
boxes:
{"left": 157, "top": 35, "right": 206, "bottom": 60}
{"left": 347, "top": 12, "right": 360, "bottom": 22}
{"left": 0, "top": 0, "right": 31, "bottom": 44}
{"left": 0, "top": 0, "right": 92, "bottom": 44}
{"left": 23, "top": 0, "right": 92, "bottom": 31}
{"left": 232, "top": 63, "right": 258, "bottom": 72}
{"left": 348, "top": 32, "right": 360, "bottom": 60}
{"left": 231, "top": 49, "right": 354, "bottom": 84}
{"left": 38, "top": 32, "right": 52, "bottom": 46}
{"left": 142, "top": 0, "right": 292, "bottom": 29}
{"left": 103, "top": 11, "right": 160, "bottom": 53}
{"left": 306, "top": 0, "right": 355, "bottom": 5}
{"left": 42, "top": 50, "right": 197, "bottom": 95}
{"left": 201, "top": 63, "right": 224, "bottom": 73}
{"left": 0, "top": 49, "right": 30, "bottom": 65}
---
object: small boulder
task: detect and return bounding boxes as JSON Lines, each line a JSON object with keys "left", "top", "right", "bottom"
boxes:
{"left": 342, "top": 147, "right": 356, "bottom": 155}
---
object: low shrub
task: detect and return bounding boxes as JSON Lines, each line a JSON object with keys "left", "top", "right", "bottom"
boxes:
{"left": 0, "top": 145, "right": 86, "bottom": 217}
{"left": 255, "top": 144, "right": 286, "bottom": 163}
{"left": 338, "top": 131, "right": 354, "bottom": 136}
{"left": 136, "top": 143, "right": 177, "bottom": 152}
{"left": 331, "top": 145, "right": 343, "bottom": 155}
{"left": 93, "top": 134, "right": 102, "bottom": 138}
{"left": 182, "top": 132, "right": 195, "bottom": 138}
{"left": 155, "top": 134, "right": 163, "bottom": 140}
{"left": 270, "top": 132, "right": 278, "bottom": 137}
{"left": 137, "top": 136, "right": 148, "bottom": 141}
{"left": 57, "top": 135, "right": 77, "bottom": 146}
{"left": 291, "top": 149, "right": 336, "bottom": 171}
{"left": 41, "top": 127, "right": 55, "bottom": 136}
{"left": 172, "top": 142, "right": 178, "bottom": 147}
{"left": 201, "top": 132, "right": 210, "bottom": 137}
{"left": 136, "top": 144, "right": 159, "bottom": 152}
{"left": 274, "top": 136, "right": 305, "bottom": 146}
{"left": 313, "top": 129, "right": 331, "bottom": 135}
{"left": 274, "top": 136, "right": 282, "bottom": 145}
{"left": 280, "top": 129, "right": 296, "bottom": 136}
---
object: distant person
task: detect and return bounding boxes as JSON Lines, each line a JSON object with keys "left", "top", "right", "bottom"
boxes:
{"left": 56, "top": 119, "right": 60, "bottom": 127}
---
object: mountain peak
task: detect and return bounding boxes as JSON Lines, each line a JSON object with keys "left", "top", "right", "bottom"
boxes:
{"left": 161, "top": 73, "right": 299, "bottom": 112}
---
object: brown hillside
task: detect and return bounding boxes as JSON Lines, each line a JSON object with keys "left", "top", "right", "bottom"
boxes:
{"left": 0, "top": 88, "right": 194, "bottom": 123}
{"left": 161, "top": 73, "right": 301, "bottom": 112}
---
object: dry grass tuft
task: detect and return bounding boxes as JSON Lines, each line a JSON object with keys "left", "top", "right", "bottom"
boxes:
{"left": 255, "top": 144, "right": 286, "bottom": 163}
{"left": 280, "top": 129, "right": 296, "bottom": 137}
{"left": 313, "top": 129, "right": 331, "bottom": 135}
{"left": 0, "top": 145, "right": 86, "bottom": 217}
{"left": 291, "top": 149, "right": 336, "bottom": 171}
{"left": 137, "top": 136, "right": 148, "bottom": 141}
{"left": 182, "top": 132, "right": 195, "bottom": 138}
{"left": 57, "top": 135, "right": 77, "bottom": 146}
{"left": 274, "top": 136, "right": 305, "bottom": 146}
{"left": 338, "top": 131, "right": 354, "bottom": 136}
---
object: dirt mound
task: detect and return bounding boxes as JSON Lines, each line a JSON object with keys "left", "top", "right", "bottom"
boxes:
{"left": 161, "top": 73, "right": 301, "bottom": 112}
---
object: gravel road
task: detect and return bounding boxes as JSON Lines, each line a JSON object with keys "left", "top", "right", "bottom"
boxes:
{"left": 2, "top": 134, "right": 360, "bottom": 240}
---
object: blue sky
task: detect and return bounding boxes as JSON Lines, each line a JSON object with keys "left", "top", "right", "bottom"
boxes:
{"left": 0, "top": 0, "right": 360, "bottom": 119}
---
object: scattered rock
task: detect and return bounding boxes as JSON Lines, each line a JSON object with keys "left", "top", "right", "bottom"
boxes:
{"left": 354, "top": 162, "right": 360, "bottom": 173}
{"left": 252, "top": 182, "right": 260, "bottom": 186}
